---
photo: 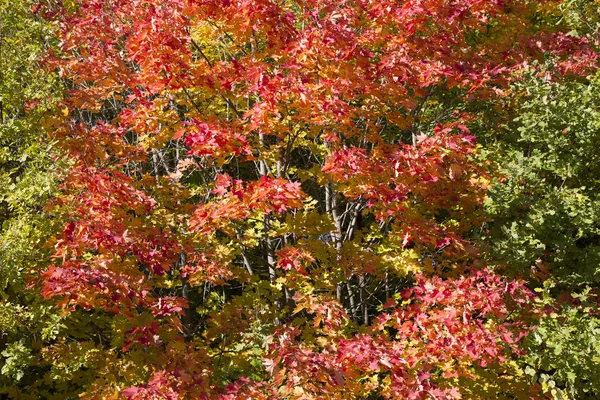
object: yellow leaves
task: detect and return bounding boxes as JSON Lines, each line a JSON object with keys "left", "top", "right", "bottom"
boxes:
{"left": 0, "top": 302, "right": 25, "bottom": 334}
{"left": 536, "top": 1, "right": 561, "bottom": 16}
{"left": 42, "top": 339, "right": 109, "bottom": 382}
{"left": 212, "top": 241, "right": 235, "bottom": 260}
{"left": 376, "top": 229, "right": 424, "bottom": 277}
{"left": 274, "top": 276, "right": 288, "bottom": 291}
{"left": 189, "top": 22, "right": 219, "bottom": 50}
{"left": 154, "top": 276, "right": 179, "bottom": 289}
{"left": 470, "top": 174, "right": 491, "bottom": 191}
{"left": 292, "top": 301, "right": 306, "bottom": 315}
{"left": 238, "top": 227, "right": 260, "bottom": 247}
{"left": 279, "top": 209, "right": 335, "bottom": 237}
{"left": 296, "top": 163, "right": 326, "bottom": 184}
{"left": 379, "top": 248, "right": 422, "bottom": 277}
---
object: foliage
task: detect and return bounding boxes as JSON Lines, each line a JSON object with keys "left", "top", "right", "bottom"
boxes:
{"left": 480, "top": 5, "right": 600, "bottom": 398}
{"left": 0, "top": 0, "right": 66, "bottom": 398}
{"left": 482, "top": 69, "right": 600, "bottom": 400}
{"left": 523, "top": 283, "right": 600, "bottom": 399}
{"left": 484, "top": 71, "right": 600, "bottom": 285}
{"left": 0, "top": 0, "right": 598, "bottom": 399}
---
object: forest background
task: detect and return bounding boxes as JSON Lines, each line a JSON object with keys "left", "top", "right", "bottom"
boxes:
{"left": 1, "top": 0, "right": 600, "bottom": 399}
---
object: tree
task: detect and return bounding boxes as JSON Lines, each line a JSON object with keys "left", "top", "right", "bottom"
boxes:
{"left": 0, "top": 0, "right": 66, "bottom": 397}
{"left": 21, "top": 0, "right": 599, "bottom": 398}
{"left": 477, "top": 2, "right": 600, "bottom": 397}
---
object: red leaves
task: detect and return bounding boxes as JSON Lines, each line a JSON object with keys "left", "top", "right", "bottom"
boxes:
{"left": 151, "top": 296, "right": 187, "bottom": 317}
{"left": 276, "top": 246, "right": 314, "bottom": 274}
{"left": 257, "top": 270, "right": 535, "bottom": 399}
{"left": 53, "top": 167, "right": 177, "bottom": 272}
{"left": 41, "top": 165, "right": 186, "bottom": 316}
{"left": 323, "top": 128, "right": 487, "bottom": 259}
{"left": 323, "top": 129, "right": 482, "bottom": 205}
{"left": 322, "top": 147, "right": 372, "bottom": 181}
{"left": 190, "top": 175, "right": 306, "bottom": 232}
{"left": 40, "top": 261, "right": 150, "bottom": 312}
{"left": 182, "top": 120, "right": 252, "bottom": 160}
{"left": 123, "top": 372, "right": 180, "bottom": 400}
{"left": 388, "top": 270, "right": 535, "bottom": 367}
{"left": 123, "top": 321, "right": 162, "bottom": 351}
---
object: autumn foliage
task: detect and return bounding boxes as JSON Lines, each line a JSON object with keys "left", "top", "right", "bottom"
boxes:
{"left": 1, "top": 0, "right": 597, "bottom": 398}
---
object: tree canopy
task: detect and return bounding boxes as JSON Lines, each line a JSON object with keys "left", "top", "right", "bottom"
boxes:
{"left": 1, "top": 0, "right": 599, "bottom": 399}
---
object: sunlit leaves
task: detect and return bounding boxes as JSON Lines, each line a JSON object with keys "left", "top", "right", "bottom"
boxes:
{"left": 23, "top": 0, "right": 600, "bottom": 398}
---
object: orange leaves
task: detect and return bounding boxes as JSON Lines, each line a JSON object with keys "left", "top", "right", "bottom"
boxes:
{"left": 51, "top": 121, "right": 143, "bottom": 165}
{"left": 196, "top": 0, "right": 296, "bottom": 48}
{"left": 190, "top": 175, "right": 306, "bottom": 233}
{"left": 181, "top": 252, "right": 236, "bottom": 285}
{"left": 248, "top": 176, "right": 306, "bottom": 213}
{"left": 291, "top": 292, "right": 349, "bottom": 331}
{"left": 323, "top": 129, "right": 482, "bottom": 206}
{"left": 182, "top": 120, "right": 252, "bottom": 161}
{"left": 124, "top": 1, "right": 192, "bottom": 90}
{"left": 40, "top": 261, "right": 151, "bottom": 312}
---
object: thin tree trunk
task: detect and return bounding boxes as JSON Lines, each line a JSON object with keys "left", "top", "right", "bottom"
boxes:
{"left": 180, "top": 253, "right": 193, "bottom": 341}
{"left": 359, "top": 274, "right": 368, "bottom": 325}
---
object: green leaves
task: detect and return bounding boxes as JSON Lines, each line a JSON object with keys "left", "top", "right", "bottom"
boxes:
{"left": 484, "top": 72, "right": 600, "bottom": 285}
{"left": 0, "top": 1, "right": 64, "bottom": 398}
{"left": 1, "top": 341, "right": 33, "bottom": 382}
{"left": 525, "top": 284, "right": 600, "bottom": 398}
{"left": 481, "top": 58, "right": 600, "bottom": 399}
